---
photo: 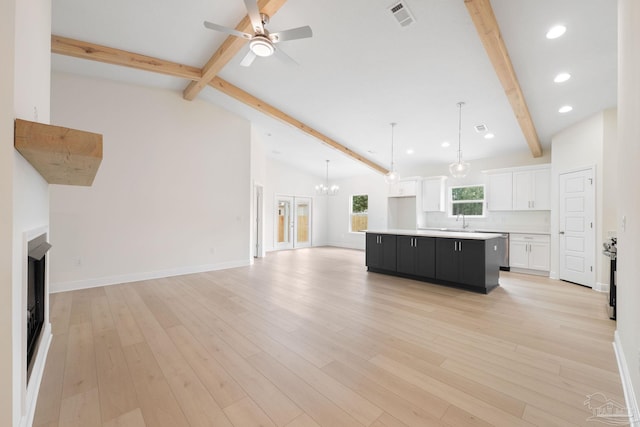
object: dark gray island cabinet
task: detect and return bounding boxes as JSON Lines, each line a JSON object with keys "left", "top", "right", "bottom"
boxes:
{"left": 365, "top": 230, "right": 503, "bottom": 293}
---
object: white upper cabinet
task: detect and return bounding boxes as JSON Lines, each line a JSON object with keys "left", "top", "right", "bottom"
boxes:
{"left": 486, "top": 172, "right": 513, "bottom": 211}
{"left": 512, "top": 167, "right": 550, "bottom": 210}
{"left": 388, "top": 179, "right": 417, "bottom": 197}
{"left": 421, "top": 176, "right": 446, "bottom": 212}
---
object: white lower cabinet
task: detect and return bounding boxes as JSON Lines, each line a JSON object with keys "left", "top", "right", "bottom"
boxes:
{"left": 509, "top": 233, "right": 550, "bottom": 272}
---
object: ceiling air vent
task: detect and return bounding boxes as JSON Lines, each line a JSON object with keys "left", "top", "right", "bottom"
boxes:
{"left": 389, "top": 1, "right": 416, "bottom": 27}
{"left": 474, "top": 124, "right": 488, "bottom": 133}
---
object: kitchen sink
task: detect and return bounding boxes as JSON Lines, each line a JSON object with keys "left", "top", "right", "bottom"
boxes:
{"left": 427, "top": 227, "right": 477, "bottom": 233}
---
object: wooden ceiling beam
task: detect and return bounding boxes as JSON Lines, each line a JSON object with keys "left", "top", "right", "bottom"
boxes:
{"left": 51, "top": 35, "right": 388, "bottom": 174}
{"left": 465, "top": 0, "right": 543, "bottom": 158}
{"left": 51, "top": 35, "right": 202, "bottom": 80}
{"left": 209, "top": 77, "right": 389, "bottom": 174}
{"left": 182, "top": 0, "right": 288, "bottom": 101}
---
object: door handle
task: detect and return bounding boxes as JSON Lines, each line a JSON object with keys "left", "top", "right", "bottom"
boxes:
{"left": 559, "top": 231, "right": 565, "bottom": 235}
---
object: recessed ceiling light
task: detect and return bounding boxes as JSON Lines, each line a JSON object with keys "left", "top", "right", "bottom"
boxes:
{"left": 546, "top": 25, "right": 567, "bottom": 39}
{"left": 554, "top": 72, "right": 571, "bottom": 83}
{"left": 484, "top": 133, "right": 495, "bottom": 139}
{"left": 406, "top": 149, "right": 414, "bottom": 155}
{"left": 558, "top": 105, "right": 573, "bottom": 113}
{"left": 271, "top": 150, "right": 281, "bottom": 155}
{"left": 441, "top": 141, "right": 450, "bottom": 148}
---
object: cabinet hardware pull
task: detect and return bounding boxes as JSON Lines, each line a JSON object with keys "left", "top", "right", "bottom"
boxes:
{"left": 459, "top": 241, "right": 462, "bottom": 251}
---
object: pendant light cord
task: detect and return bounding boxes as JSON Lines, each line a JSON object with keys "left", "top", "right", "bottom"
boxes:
{"left": 390, "top": 122, "right": 397, "bottom": 171}
{"left": 457, "top": 102, "right": 464, "bottom": 163}
{"left": 325, "top": 159, "right": 329, "bottom": 186}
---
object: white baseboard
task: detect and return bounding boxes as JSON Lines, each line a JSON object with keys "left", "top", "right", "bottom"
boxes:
{"left": 21, "top": 323, "right": 52, "bottom": 427}
{"left": 509, "top": 267, "right": 550, "bottom": 277}
{"left": 326, "top": 241, "right": 365, "bottom": 251}
{"left": 614, "top": 331, "right": 640, "bottom": 426}
{"left": 50, "top": 260, "right": 250, "bottom": 293}
{"left": 594, "top": 281, "right": 610, "bottom": 292}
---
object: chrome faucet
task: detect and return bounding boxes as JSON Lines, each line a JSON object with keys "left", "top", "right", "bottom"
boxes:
{"left": 456, "top": 213, "right": 469, "bottom": 229}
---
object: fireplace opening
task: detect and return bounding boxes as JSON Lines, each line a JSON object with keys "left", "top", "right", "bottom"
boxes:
{"left": 27, "top": 233, "right": 51, "bottom": 381}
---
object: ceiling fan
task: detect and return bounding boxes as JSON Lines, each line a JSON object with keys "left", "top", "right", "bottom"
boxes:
{"left": 204, "top": 0, "right": 313, "bottom": 67}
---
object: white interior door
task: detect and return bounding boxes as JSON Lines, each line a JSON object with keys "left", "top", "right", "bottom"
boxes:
{"left": 294, "top": 197, "right": 312, "bottom": 248}
{"left": 559, "top": 168, "right": 595, "bottom": 287}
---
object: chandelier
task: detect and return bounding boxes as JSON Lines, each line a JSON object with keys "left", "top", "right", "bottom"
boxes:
{"left": 315, "top": 160, "right": 339, "bottom": 196}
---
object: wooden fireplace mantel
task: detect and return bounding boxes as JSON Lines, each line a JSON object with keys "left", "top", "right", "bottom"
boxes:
{"left": 14, "top": 119, "right": 103, "bottom": 186}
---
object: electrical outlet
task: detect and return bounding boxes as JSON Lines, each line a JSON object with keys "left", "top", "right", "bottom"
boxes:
{"left": 209, "top": 247, "right": 216, "bottom": 255}
{"left": 72, "top": 257, "right": 82, "bottom": 267}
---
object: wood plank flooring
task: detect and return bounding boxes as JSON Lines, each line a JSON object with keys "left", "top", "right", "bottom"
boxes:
{"left": 33, "top": 247, "right": 624, "bottom": 427}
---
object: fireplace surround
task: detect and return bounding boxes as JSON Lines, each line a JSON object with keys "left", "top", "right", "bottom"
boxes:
{"left": 26, "top": 233, "right": 50, "bottom": 380}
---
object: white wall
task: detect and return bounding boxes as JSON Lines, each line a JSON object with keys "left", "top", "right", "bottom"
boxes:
{"left": 250, "top": 126, "right": 268, "bottom": 258}
{"left": 0, "top": 0, "right": 16, "bottom": 424}
{"left": 617, "top": 0, "right": 640, "bottom": 414}
{"left": 326, "top": 172, "right": 388, "bottom": 250}
{"left": 11, "top": 0, "right": 52, "bottom": 425}
{"left": 50, "top": 72, "right": 252, "bottom": 292}
{"left": 264, "top": 158, "right": 328, "bottom": 251}
{"left": 550, "top": 110, "right": 617, "bottom": 286}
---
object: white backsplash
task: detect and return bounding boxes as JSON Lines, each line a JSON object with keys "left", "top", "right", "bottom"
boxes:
{"left": 420, "top": 209, "right": 550, "bottom": 233}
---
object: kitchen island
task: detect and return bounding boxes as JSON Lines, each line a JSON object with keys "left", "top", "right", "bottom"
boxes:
{"left": 366, "top": 229, "right": 503, "bottom": 293}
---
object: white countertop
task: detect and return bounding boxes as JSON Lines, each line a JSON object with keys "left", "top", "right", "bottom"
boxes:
{"left": 420, "top": 227, "right": 550, "bottom": 236}
{"left": 366, "top": 229, "right": 504, "bottom": 240}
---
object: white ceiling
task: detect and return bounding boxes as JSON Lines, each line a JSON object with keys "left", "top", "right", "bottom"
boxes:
{"left": 51, "top": 0, "right": 617, "bottom": 180}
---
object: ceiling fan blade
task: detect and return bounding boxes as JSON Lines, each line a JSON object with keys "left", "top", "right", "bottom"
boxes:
{"left": 243, "top": 0, "right": 264, "bottom": 34}
{"left": 240, "top": 50, "right": 257, "bottom": 67}
{"left": 204, "top": 21, "right": 252, "bottom": 39}
{"left": 270, "top": 26, "right": 313, "bottom": 43}
{"left": 273, "top": 46, "right": 299, "bottom": 66}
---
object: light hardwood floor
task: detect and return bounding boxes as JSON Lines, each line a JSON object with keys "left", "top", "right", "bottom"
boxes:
{"left": 34, "top": 247, "right": 624, "bottom": 427}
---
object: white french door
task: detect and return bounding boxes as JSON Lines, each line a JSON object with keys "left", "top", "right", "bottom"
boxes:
{"left": 559, "top": 168, "right": 595, "bottom": 287}
{"left": 275, "top": 195, "right": 312, "bottom": 250}
{"left": 294, "top": 197, "right": 312, "bottom": 248}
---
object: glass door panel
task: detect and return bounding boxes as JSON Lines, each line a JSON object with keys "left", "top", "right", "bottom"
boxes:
{"left": 295, "top": 198, "right": 311, "bottom": 248}
{"left": 276, "top": 196, "right": 293, "bottom": 250}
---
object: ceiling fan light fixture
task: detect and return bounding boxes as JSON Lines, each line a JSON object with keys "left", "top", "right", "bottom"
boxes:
{"left": 250, "top": 36, "right": 275, "bottom": 57}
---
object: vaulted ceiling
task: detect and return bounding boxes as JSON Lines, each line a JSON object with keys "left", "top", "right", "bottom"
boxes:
{"left": 51, "top": 0, "right": 617, "bottom": 179}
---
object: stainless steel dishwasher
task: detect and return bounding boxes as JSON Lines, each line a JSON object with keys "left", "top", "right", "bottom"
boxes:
{"left": 498, "top": 233, "right": 510, "bottom": 271}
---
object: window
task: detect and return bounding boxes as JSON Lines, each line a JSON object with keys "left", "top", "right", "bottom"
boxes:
{"left": 350, "top": 194, "right": 368, "bottom": 232}
{"left": 450, "top": 185, "right": 485, "bottom": 217}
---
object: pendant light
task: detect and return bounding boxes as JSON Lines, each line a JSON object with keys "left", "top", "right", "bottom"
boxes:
{"left": 315, "top": 159, "right": 339, "bottom": 196}
{"left": 384, "top": 122, "right": 400, "bottom": 185}
{"left": 449, "top": 101, "right": 470, "bottom": 178}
